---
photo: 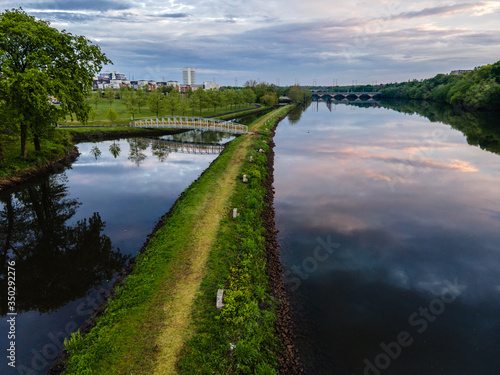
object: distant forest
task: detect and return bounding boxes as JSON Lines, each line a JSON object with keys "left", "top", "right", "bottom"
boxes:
{"left": 381, "top": 60, "right": 500, "bottom": 111}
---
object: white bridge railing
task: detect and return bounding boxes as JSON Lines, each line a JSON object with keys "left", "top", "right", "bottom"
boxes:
{"left": 129, "top": 117, "right": 248, "bottom": 134}
{"left": 138, "top": 138, "right": 225, "bottom": 155}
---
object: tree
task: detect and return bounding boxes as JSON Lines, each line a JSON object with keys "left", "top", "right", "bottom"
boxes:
{"left": 88, "top": 109, "right": 96, "bottom": 124}
{"left": 225, "top": 90, "right": 237, "bottom": 109}
{"left": 0, "top": 9, "right": 111, "bottom": 157}
{"left": 148, "top": 89, "right": 166, "bottom": 117}
{"left": 261, "top": 92, "right": 278, "bottom": 106}
{"left": 106, "top": 108, "right": 118, "bottom": 125}
{"left": 207, "top": 89, "right": 219, "bottom": 112}
{"left": 191, "top": 88, "right": 208, "bottom": 115}
{"left": 165, "top": 90, "right": 180, "bottom": 115}
{"left": 242, "top": 88, "right": 256, "bottom": 105}
{"left": 89, "top": 92, "right": 101, "bottom": 109}
{"left": 122, "top": 91, "right": 139, "bottom": 120}
{"left": 118, "top": 85, "right": 128, "bottom": 99}
{"left": 288, "top": 85, "right": 312, "bottom": 103}
{"left": 159, "top": 85, "right": 174, "bottom": 95}
{"left": 235, "top": 91, "right": 244, "bottom": 108}
{"left": 104, "top": 88, "right": 115, "bottom": 107}
{"left": 135, "top": 88, "right": 147, "bottom": 113}
{"left": 217, "top": 92, "right": 227, "bottom": 111}
{"left": 177, "top": 98, "right": 189, "bottom": 116}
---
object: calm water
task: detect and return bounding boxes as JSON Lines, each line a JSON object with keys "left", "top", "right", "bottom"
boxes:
{"left": 274, "top": 102, "right": 500, "bottom": 375}
{"left": 0, "top": 130, "right": 232, "bottom": 374}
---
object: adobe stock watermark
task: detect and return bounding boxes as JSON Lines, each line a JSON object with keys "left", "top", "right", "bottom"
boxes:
{"left": 386, "top": 127, "right": 448, "bottom": 192}
{"left": 359, "top": 278, "right": 467, "bottom": 375}
{"left": 283, "top": 235, "right": 340, "bottom": 291}
{"left": 341, "top": 2, "right": 402, "bottom": 63}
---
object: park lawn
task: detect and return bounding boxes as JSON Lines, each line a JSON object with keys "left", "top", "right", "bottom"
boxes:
{"left": 60, "top": 99, "right": 258, "bottom": 127}
{"left": 0, "top": 103, "right": 260, "bottom": 184}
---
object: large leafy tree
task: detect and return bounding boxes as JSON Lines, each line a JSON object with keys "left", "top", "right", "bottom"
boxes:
{"left": 0, "top": 8, "right": 111, "bottom": 157}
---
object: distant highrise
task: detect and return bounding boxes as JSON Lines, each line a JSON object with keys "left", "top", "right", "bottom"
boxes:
{"left": 183, "top": 67, "right": 195, "bottom": 85}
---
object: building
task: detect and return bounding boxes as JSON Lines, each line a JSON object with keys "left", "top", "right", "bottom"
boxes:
{"left": 203, "top": 81, "right": 220, "bottom": 90}
{"left": 99, "top": 71, "right": 127, "bottom": 80}
{"left": 450, "top": 70, "right": 473, "bottom": 75}
{"left": 183, "top": 67, "right": 196, "bottom": 85}
{"left": 167, "top": 80, "right": 180, "bottom": 88}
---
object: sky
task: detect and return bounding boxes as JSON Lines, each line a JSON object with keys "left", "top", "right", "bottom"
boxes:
{"left": 3, "top": 0, "right": 500, "bottom": 86}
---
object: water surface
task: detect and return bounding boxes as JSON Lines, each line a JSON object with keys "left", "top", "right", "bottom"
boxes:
{"left": 274, "top": 102, "right": 500, "bottom": 375}
{"left": 0, "top": 130, "right": 232, "bottom": 374}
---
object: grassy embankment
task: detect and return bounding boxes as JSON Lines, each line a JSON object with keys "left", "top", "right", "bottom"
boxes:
{"left": 60, "top": 105, "right": 294, "bottom": 374}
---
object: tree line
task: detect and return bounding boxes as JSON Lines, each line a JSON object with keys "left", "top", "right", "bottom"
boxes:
{"left": 92, "top": 86, "right": 262, "bottom": 122}
{"left": 381, "top": 60, "right": 500, "bottom": 111}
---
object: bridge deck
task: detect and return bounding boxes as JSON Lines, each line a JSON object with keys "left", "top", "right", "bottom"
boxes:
{"left": 312, "top": 92, "right": 381, "bottom": 98}
{"left": 129, "top": 116, "right": 248, "bottom": 134}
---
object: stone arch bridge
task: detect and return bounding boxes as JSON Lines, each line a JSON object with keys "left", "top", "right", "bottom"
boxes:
{"left": 312, "top": 92, "right": 382, "bottom": 100}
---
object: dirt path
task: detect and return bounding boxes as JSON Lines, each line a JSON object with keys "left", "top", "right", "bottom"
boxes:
{"left": 151, "top": 110, "right": 280, "bottom": 375}
{"left": 151, "top": 138, "right": 247, "bottom": 375}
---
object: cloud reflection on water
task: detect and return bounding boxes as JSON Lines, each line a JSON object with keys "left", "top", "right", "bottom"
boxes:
{"left": 274, "top": 103, "right": 500, "bottom": 374}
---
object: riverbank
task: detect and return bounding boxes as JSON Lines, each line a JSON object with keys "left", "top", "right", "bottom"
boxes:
{"left": 0, "top": 128, "right": 191, "bottom": 193}
{"left": 52, "top": 105, "right": 299, "bottom": 374}
{"left": 0, "top": 105, "right": 269, "bottom": 192}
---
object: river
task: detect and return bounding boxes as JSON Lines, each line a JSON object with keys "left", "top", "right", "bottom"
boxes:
{"left": 274, "top": 101, "right": 500, "bottom": 375}
{"left": 0, "top": 130, "right": 234, "bottom": 374}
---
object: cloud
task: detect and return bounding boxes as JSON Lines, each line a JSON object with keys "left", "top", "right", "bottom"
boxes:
{"left": 25, "top": 0, "right": 132, "bottom": 11}
{"left": 156, "top": 12, "right": 190, "bottom": 18}
{"left": 389, "top": 2, "right": 482, "bottom": 20}
{"left": 3, "top": 0, "right": 498, "bottom": 84}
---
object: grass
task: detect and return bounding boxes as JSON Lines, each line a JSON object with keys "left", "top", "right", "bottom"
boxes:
{"left": 62, "top": 100, "right": 259, "bottom": 126}
{"left": 0, "top": 103, "right": 258, "bottom": 185}
{"left": 0, "top": 130, "right": 72, "bottom": 180}
{"left": 176, "top": 106, "right": 294, "bottom": 374}
{"left": 215, "top": 105, "right": 270, "bottom": 120}
{"left": 60, "top": 105, "right": 294, "bottom": 374}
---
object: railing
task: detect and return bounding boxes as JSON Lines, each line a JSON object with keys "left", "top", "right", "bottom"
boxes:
{"left": 129, "top": 116, "right": 248, "bottom": 134}
{"left": 137, "top": 138, "right": 225, "bottom": 155}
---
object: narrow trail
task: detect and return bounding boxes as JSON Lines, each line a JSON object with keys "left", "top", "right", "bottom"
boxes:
{"left": 151, "top": 110, "right": 280, "bottom": 374}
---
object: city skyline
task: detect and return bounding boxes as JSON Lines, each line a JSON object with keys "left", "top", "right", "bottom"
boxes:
{"left": 2, "top": 1, "right": 500, "bottom": 85}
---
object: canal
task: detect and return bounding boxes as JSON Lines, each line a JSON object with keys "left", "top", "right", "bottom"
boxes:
{"left": 274, "top": 101, "right": 500, "bottom": 375}
{"left": 0, "top": 130, "right": 234, "bottom": 374}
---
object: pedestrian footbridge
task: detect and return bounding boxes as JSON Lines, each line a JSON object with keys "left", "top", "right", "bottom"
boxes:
{"left": 129, "top": 116, "right": 248, "bottom": 134}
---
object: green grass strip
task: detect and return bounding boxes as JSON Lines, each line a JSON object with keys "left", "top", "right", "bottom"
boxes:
{"left": 61, "top": 105, "right": 294, "bottom": 374}
{"left": 177, "top": 106, "right": 295, "bottom": 374}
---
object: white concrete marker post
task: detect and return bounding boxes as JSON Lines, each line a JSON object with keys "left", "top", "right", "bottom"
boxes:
{"left": 216, "top": 289, "right": 224, "bottom": 309}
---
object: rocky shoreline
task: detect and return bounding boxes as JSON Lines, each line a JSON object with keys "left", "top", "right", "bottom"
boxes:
{"left": 262, "top": 116, "right": 304, "bottom": 374}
